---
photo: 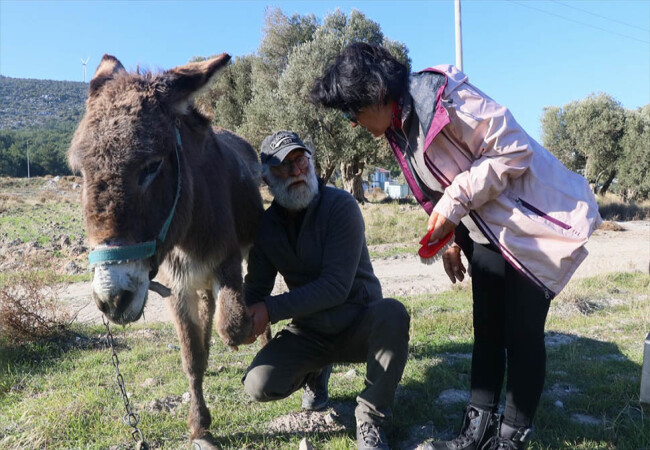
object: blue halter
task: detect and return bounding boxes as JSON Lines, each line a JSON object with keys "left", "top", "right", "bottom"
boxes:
{"left": 88, "top": 126, "right": 183, "bottom": 269}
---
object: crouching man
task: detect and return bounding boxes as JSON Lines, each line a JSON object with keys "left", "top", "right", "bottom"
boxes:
{"left": 242, "top": 130, "right": 410, "bottom": 450}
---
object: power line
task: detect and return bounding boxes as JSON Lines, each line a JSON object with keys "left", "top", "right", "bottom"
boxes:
{"left": 508, "top": 0, "right": 650, "bottom": 45}
{"left": 552, "top": 0, "right": 649, "bottom": 33}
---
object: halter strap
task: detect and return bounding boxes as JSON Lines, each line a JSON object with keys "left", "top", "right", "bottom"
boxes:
{"left": 88, "top": 126, "right": 183, "bottom": 268}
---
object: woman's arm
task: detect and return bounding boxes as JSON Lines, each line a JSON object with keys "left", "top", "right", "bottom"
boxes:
{"left": 432, "top": 83, "right": 535, "bottom": 226}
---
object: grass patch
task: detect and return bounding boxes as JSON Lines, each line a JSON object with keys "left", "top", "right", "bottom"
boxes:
{"left": 1, "top": 273, "right": 648, "bottom": 449}
{"left": 0, "top": 201, "right": 84, "bottom": 246}
{"left": 360, "top": 202, "right": 427, "bottom": 246}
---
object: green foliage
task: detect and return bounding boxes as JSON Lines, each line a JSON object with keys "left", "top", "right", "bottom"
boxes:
{"left": 0, "top": 76, "right": 86, "bottom": 177}
{"left": 242, "top": 8, "right": 409, "bottom": 201}
{"left": 0, "top": 76, "right": 87, "bottom": 130}
{"left": 0, "top": 119, "right": 79, "bottom": 177}
{"left": 569, "top": 94, "right": 625, "bottom": 191}
{"left": 540, "top": 93, "right": 645, "bottom": 197}
{"left": 618, "top": 105, "right": 650, "bottom": 201}
{"left": 259, "top": 8, "right": 319, "bottom": 74}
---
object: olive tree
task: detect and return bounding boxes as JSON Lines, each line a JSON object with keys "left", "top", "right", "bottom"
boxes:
{"left": 618, "top": 105, "right": 650, "bottom": 201}
{"left": 541, "top": 93, "right": 625, "bottom": 195}
{"left": 245, "top": 8, "right": 409, "bottom": 202}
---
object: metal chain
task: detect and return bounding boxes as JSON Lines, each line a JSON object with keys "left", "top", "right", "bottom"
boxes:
{"left": 102, "top": 315, "right": 149, "bottom": 450}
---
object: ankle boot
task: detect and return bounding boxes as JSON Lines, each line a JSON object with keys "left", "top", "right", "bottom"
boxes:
{"left": 424, "top": 405, "right": 498, "bottom": 450}
{"left": 482, "top": 421, "right": 532, "bottom": 449}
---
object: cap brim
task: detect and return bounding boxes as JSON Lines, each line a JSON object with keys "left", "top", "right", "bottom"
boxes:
{"left": 265, "top": 144, "right": 311, "bottom": 166}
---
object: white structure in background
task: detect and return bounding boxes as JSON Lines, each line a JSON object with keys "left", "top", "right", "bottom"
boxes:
{"left": 384, "top": 182, "right": 410, "bottom": 199}
{"left": 368, "top": 167, "right": 391, "bottom": 190}
{"left": 81, "top": 57, "right": 89, "bottom": 82}
{"left": 365, "top": 167, "right": 411, "bottom": 199}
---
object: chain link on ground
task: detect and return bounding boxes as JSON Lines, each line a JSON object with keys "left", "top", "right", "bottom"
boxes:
{"left": 103, "top": 315, "right": 149, "bottom": 450}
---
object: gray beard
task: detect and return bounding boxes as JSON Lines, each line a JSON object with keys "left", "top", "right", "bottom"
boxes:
{"left": 267, "top": 166, "right": 319, "bottom": 211}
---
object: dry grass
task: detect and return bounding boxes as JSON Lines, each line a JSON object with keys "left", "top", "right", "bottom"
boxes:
{"left": 598, "top": 220, "right": 626, "bottom": 232}
{"left": 0, "top": 272, "right": 74, "bottom": 344}
{"left": 597, "top": 193, "right": 650, "bottom": 221}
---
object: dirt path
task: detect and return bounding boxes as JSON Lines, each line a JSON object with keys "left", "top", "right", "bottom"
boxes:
{"left": 61, "top": 221, "right": 650, "bottom": 324}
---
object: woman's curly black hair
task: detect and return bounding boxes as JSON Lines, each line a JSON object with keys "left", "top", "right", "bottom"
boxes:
{"left": 309, "top": 42, "right": 409, "bottom": 116}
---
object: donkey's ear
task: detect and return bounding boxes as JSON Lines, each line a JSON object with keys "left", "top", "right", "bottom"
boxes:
{"left": 157, "top": 53, "right": 231, "bottom": 114}
{"left": 89, "top": 54, "right": 126, "bottom": 96}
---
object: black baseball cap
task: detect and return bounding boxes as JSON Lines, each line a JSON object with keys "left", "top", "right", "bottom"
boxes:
{"left": 260, "top": 130, "right": 311, "bottom": 166}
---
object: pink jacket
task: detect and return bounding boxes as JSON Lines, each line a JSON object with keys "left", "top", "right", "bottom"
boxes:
{"left": 386, "top": 65, "right": 602, "bottom": 298}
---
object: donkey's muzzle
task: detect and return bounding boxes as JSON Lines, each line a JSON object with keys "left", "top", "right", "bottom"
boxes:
{"left": 91, "top": 260, "right": 150, "bottom": 325}
{"left": 93, "top": 289, "right": 140, "bottom": 325}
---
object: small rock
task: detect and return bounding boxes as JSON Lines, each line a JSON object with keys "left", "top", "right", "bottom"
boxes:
{"left": 324, "top": 412, "right": 336, "bottom": 425}
{"left": 299, "top": 437, "right": 314, "bottom": 450}
{"left": 436, "top": 389, "right": 469, "bottom": 405}
{"left": 344, "top": 369, "right": 357, "bottom": 379}
{"left": 141, "top": 378, "right": 158, "bottom": 388}
{"left": 554, "top": 400, "right": 564, "bottom": 408}
{"left": 8, "top": 238, "right": 22, "bottom": 247}
{"left": 63, "top": 260, "right": 82, "bottom": 275}
{"left": 182, "top": 392, "right": 191, "bottom": 403}
{"left": 69, "top": 244, "right": 87, "bottom": 256}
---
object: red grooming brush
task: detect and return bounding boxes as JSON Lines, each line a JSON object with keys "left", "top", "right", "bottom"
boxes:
{"left": 418, "top": 229, "right": 454, "bottom": 264}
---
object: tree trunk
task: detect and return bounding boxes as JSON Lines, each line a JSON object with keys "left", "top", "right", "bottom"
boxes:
{"left": 341, "top": 158, "right": 367, "bottom": 203}
{"left": 322, "top": 164, "right": 336, "bottom": 185}
{"left": 599, "top": 169, "right": 616, "bottom": 196}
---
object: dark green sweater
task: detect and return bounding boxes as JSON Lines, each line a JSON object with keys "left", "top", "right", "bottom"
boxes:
{"left": 243, "top": 183, "right": 383, "bottom": 334}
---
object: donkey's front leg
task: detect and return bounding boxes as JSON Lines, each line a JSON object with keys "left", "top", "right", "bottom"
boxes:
{"left": 215, "top": 253, "right": 253, "bottom": 348}
{"left": 168, "top": 290, "right": 214, "bottom": 444}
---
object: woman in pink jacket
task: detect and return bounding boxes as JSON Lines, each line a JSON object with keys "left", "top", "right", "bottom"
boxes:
{"left": 311, "top": 43, "right": 601, "bottom": 450}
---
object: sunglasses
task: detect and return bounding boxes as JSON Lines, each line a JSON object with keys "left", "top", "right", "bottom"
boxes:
{"left": 343, "top": 111, "right": 358, "bottom": 124}
{"left": 272, "top": 154, "right": 310, "bottom": 176}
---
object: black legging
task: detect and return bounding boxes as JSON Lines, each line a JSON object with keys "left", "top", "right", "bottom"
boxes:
{"left": 469, "top": 242, "right": 551, "bottom": 428}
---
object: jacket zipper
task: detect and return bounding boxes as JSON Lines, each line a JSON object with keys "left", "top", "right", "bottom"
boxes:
{"left": 422, "top": 152, "right": 554, "bottom": 300}
{"left": 516, "top": 198, "right": 571, "bottom": 230}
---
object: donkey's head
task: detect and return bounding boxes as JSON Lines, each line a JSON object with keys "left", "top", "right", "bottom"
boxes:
{"left": 69, "top": 54, "right": 230, "bottom": 324}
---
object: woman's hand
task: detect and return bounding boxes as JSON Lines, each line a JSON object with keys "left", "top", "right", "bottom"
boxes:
{"left": 442, "top": 244, "right": 466, "bottom": 283}
{"left": 427, "top": 211, "right": 457, "bottom": 242}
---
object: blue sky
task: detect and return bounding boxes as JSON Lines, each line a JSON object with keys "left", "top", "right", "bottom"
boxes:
{"left": 1, "top": 0, "right": 648, "bottom": 142}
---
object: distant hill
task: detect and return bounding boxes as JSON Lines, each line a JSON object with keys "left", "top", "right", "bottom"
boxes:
{"left": 0, "top": 76, "right": 87, "bottom": 130}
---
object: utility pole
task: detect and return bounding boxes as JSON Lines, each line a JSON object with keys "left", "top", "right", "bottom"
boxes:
{"left": 26, "top": 140, "right": 30, "bottom": 179}
{"left": 455, "top": 0, "right": 464, "bottom": 71}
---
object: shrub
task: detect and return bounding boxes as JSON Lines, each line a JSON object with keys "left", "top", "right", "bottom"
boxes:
{"left": 0, "top": 272, "right": 73, "bottom": 344}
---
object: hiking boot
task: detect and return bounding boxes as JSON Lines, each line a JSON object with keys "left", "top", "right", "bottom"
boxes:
{"left": 356, "top": 420, "right": 389, "bottom": 450}
{"left": 301, "top": 364, "right": 332, "bottom": 411}
{"left": 481, "top": 422, "right": 532, "bottom": 450}
{"left": 424, "top": 405, "right": 498, "bottom": 450}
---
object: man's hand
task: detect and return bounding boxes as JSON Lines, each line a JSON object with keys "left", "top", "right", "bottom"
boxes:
{"left": 442, "top": 244, "right": 466, "bottom": 283}
{"left": 245, "top": 302, "right": 270, "bottom": 344}
{"left": 427, "top": 211, "right": 457, "bottom": 243}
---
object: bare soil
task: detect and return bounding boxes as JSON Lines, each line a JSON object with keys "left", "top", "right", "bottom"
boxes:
{"left": 59, "top": 221, "right": 649, "bottom": 324}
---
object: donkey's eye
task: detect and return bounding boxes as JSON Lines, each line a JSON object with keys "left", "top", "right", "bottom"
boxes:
{"left": 138, "top": 160, "right": 162, "bottom": 186}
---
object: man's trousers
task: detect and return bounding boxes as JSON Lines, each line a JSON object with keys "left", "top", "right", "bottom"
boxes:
{"left": 242, "top": 298, "right": 410, "bottom": 425}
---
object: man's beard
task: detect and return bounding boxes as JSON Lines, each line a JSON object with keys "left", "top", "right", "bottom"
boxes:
{"left": 267, "top": 164, "right": 319, "bottom": 211}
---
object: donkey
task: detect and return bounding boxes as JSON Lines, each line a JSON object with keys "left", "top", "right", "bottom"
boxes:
{"left": 68, "top": 53, "right": 263, "bottom": 446}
